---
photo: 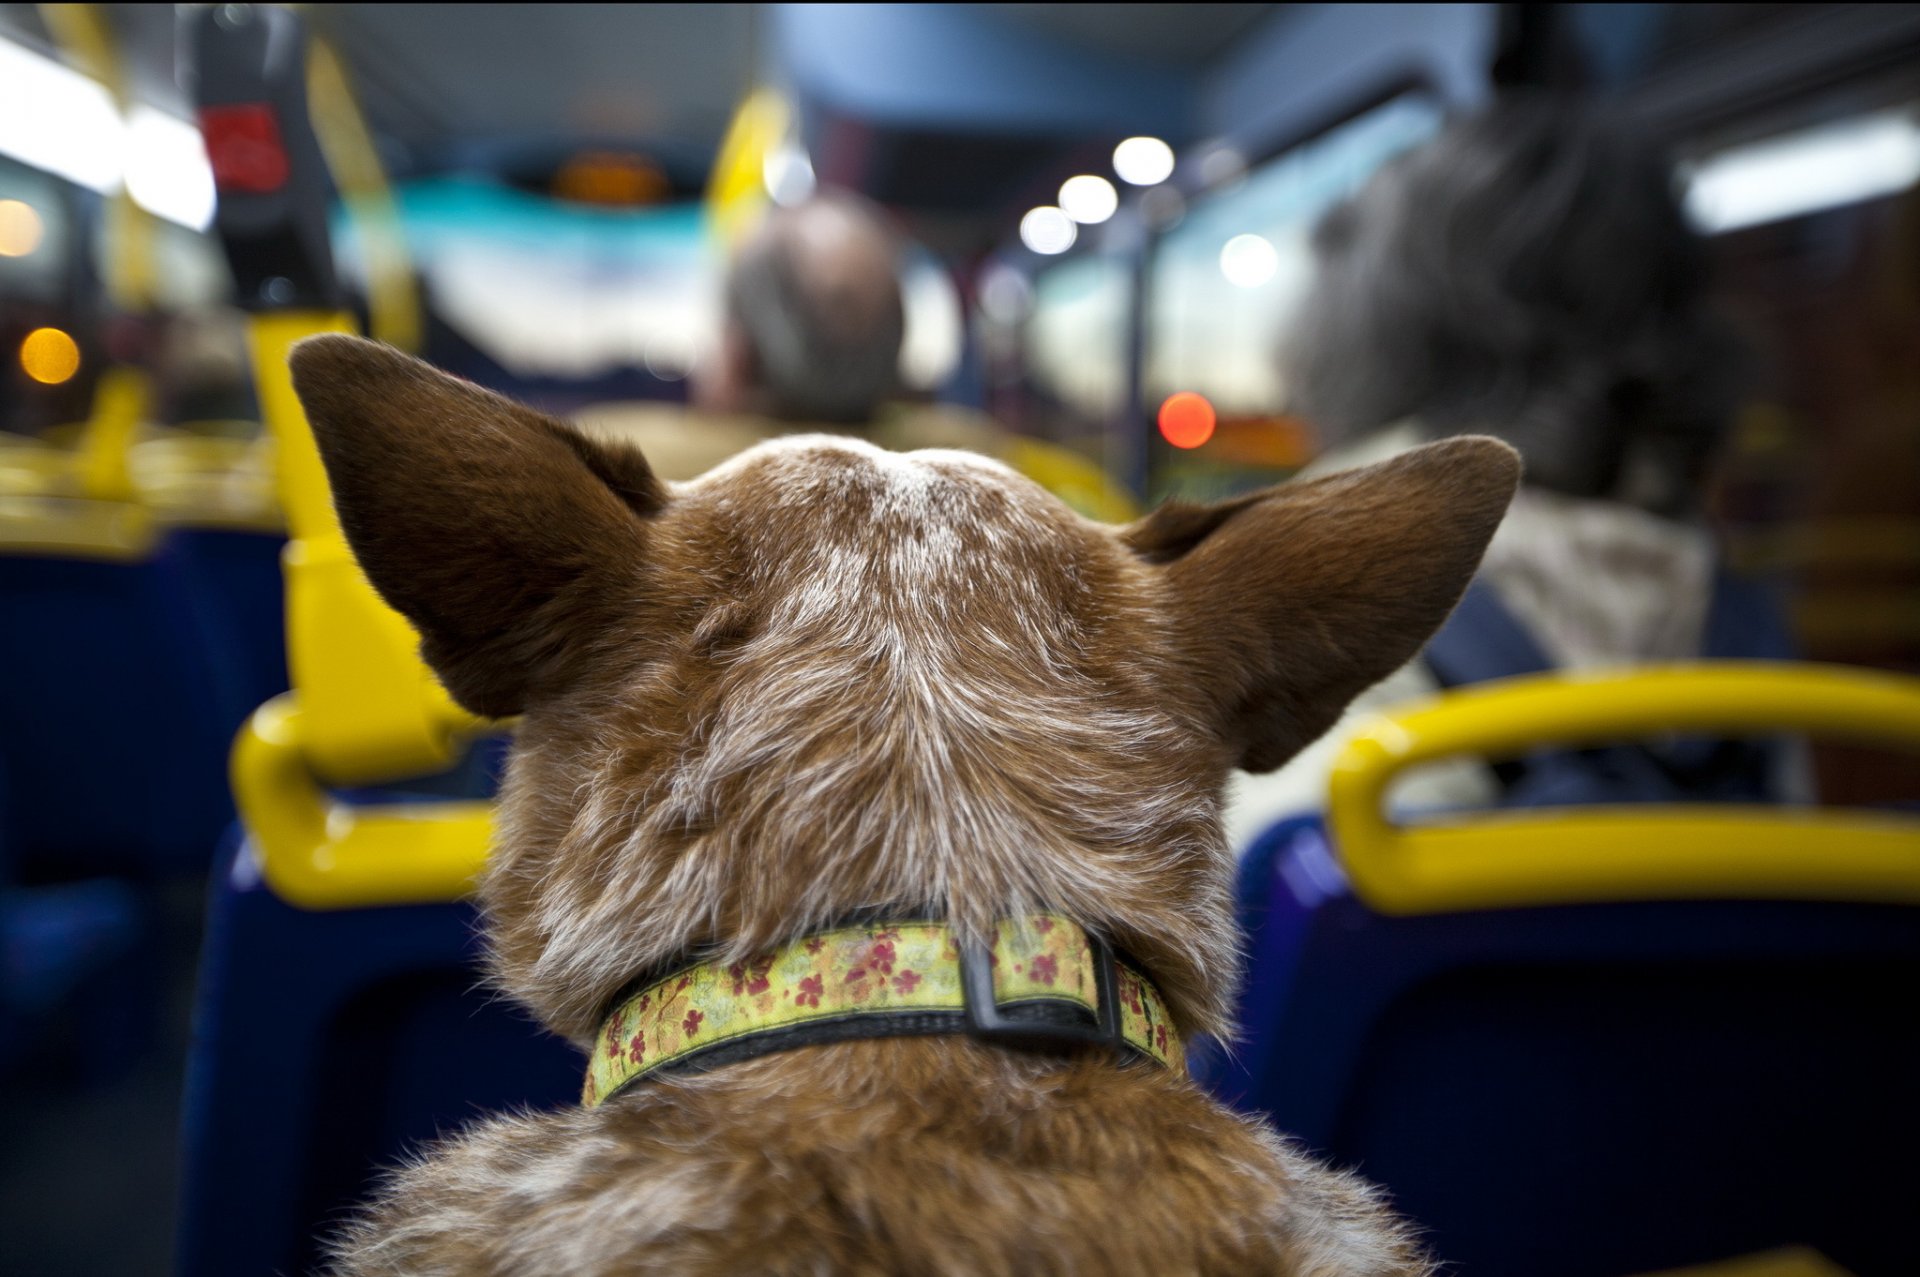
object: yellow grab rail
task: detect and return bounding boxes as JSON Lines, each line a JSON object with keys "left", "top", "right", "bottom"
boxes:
{"left": 234, "top": 313, "right": 492, "bottom": 906}
{"left": 71, "top": 366, "right": 147, "bottom": 502}
{"left": 234, "top": 695, "right": 491, "bottom": 908}
{"left": 0, "top": 492, "right": 155, "bottom": 560}
{"left": 0, "top": 366, "right": 161, "bottom": 559}
{"left": 38, "top": 2, "right": 157, "bottom": 314}
{"left": 245, "top": 310, "right": 481, "bottom": 784}
{"left": 215, "top": 18, "right": 495, "bottom": 908}
{"left": 306, "top": 35, "right": 423, "bottom": 353}
{"left": 1328, "top": 662, "right": 1920, "bottom": 915}
{"left": 706, "top": 87, "right": 790, "bottom": 248}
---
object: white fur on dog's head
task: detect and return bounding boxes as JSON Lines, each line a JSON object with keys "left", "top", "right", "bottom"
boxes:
{"left": 291, "top": 335, "right": 1519, "bottom": 1045}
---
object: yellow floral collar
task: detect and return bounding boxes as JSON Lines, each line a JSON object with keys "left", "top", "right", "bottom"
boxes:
{"left": 585, "top": 915, "right": 1182, "bottom": 1106}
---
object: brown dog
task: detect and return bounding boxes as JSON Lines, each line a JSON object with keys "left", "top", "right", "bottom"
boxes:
{"left": 290, "top": 334, "right": 1518, "bottom": 1276}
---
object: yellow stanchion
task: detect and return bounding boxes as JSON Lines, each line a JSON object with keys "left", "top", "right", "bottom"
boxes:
{"left": 231, "top": 311, "right": 493, "bottom": 906}
{"left": 72, "top": 365, "right": 146, "bottom": 502}
{"left": 241, "top": 310, "right": 480, "bottom": 785}
{"left": 1329, "top": 662, "right": 1920, "bottom": 915}
{"left": 306, "top": 36, "right": 423, "bottom": 354}
{"left": 706, "top": 87, "right": 790, "bottom": 249}
{"left": 37, "top": 2, "right": 157, "bottom": 316}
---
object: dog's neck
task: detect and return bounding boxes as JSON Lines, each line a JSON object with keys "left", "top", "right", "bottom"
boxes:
{"left": 487, "top": 621, "right": 1238, "bottom": 1051}
{"left": 480, "top": 442, "right": 1242, "bottom": 1049}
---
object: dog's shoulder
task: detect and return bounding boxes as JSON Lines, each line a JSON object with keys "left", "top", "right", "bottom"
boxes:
{"left": 325, "top": 1051, "right": 1431, "bottom": 1277}
{"left": 320, "top": 1104, "right": 695, "bottom": 1276}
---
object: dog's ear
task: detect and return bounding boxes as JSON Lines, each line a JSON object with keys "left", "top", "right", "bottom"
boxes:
{"left": 1128, "top": 437, "right": 1521, "bottom": 772}
{"left": 288, "top": 334, "right": 667, "bottom": 718}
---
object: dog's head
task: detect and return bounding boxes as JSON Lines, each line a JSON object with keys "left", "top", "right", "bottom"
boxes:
{"left": 291, "top": 336, "right": 1517, "bottom": 1043}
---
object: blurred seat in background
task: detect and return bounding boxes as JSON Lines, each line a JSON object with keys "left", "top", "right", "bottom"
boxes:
{"left": 0, "top": 365, "right": 284, "bottom": 880}
{"left": 176, "top": 826, "right": 578, "bottom": 1277}
{"left": 0, "top": 762, "right": 146, "bottom": 1079}
{"left": 1201, "top": 665, "right": 1920, "bottom": 1277}
{"left": 1229, "top": 96, "right": 1788, "bottom": 845}
{"left": 0, "top": 538, "right": 242, "bottom": 875}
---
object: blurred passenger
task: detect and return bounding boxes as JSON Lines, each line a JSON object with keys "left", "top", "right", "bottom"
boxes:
{"left": 1230, "top": 97, "right": 1800, "bottom": 844}
{"left": 696, "top": 190, "right": 905, "bottom": 428}
{"left": 577, "top": 192, "right": 1135, "bottom": 517}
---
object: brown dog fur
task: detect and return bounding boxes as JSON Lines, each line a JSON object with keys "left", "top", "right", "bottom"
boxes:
{"left": 290, "top": 334, "right": 1519, "bottom": 1276}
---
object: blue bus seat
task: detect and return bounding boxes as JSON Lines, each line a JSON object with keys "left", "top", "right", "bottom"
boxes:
{"left": 0, "top": 880, "right": 147, "bottom": 1078}
{"left": 0, "top": 537, "right": 267, "bottom": 877}
{"left": 176, "top": 825, "right": 580, "bottom": 1277}
{"left": 163, "top": 527, "right": 291, "bottom": 717}
{"left": 0, "top": 762, "right": 147, "bottom": 1078}
{"left": 1200, "top": 816, "right": 1920, "bottom": 1277}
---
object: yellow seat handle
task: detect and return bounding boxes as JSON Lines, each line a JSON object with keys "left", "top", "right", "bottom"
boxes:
{"left": 1328, "top": 662, "right": 1920, "bottom": 915}
{"left": 234, "top": 695, "right": 492, "bottom": 908}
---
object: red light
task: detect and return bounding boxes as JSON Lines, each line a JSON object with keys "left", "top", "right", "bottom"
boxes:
{"left": 1158, "top": 392, "right": 1216, "bottom": 449}
{"left": 197, "top": 103, "right": 290, "bottom": 194}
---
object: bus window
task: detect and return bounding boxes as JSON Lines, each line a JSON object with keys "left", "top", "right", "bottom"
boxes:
{"left": 332, "top": 173, "right": 717, "bottom": 405}
{"left": 1690, "top": 100, "right": 1920, "bottom": 803}
{"left": 1021, "top": 253, "right": 1133, "bottom": 485}
{"left": 1142, "top": 93, "right": 1445, "bottom": 502}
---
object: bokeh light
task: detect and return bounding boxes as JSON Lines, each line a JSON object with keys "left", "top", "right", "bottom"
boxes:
{"left": 1220, "top": 233, "right": 1278, "bottom": 288}
{"left": 1058, "top": 174, "right": 1117, "bottom": 224}
{"left": 1197, "top": 143, "right": 1248, "bottom": 189}
{"left": 20, "top": 327, "right": 81, "bottom": 385}
{"left": 125, "top": 106, "right": 219, "bottom": 231}
{"left": 977, "top": 262, "right": 1034, "bottom": 325}
{"left": 1139, "top": 184, "right": 1185, "bottom": 231}
{"left": 1019, "top": 205, "right": 1077, "bottom": 255}
{"left": 762, "top": 142, "right": 817, "bottom": 207}
{"left": 1158, "top": 391, "right": 1216, "bottom": 449}
{"left": 899, "top": 252, "right": 965, "bottom": 389}
{"left": 0, "top": 199, "right": 44, "bottom": 257}
{"left": 1113, "top": 136, "right": 1175, "bottom": 186}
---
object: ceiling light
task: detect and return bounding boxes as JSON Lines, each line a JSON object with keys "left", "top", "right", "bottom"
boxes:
{"left": 1058, "top": 174, "right": 1117, "bottom": 225}
{"left": 1686, "top": 109, "right": 1920, "bottom": 234}
{"left": 0, "top": 37, "right": 123, "bottom": 195}
{"left": 1019, "top": 206, "right": 1076, "bottom": 255}
{"left": 125, "top": 107, "right": 217, "bottom": 231}
{"left": 1113, "top": 136, "right": 1175, "bottom": 187}
{"left": 762, "top": 142, "right": 816, "bottom": 207}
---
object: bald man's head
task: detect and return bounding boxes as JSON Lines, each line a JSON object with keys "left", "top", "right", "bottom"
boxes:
{"left": 708, "top": 192, "right": 906, "bottom": 425}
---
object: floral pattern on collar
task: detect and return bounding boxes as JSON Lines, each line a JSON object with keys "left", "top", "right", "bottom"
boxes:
{"left": 584, "top": 915, "right": 1182, "bottom": 1106}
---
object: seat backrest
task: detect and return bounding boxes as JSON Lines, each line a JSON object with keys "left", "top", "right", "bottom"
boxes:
{"left": 1204, "top": 665, "right": 1920, "bottom": 1276}
{"left": 0, "top": 542, "right": 245, "bottom": 873}
{"left": 1207, "top": 818, "right": 1920, "bottom": 1277}
{"left": 161, "top": 526, "right": 290, "bottom": 715}
{"left": 176, "top": 829, "right": 581, "bottom": 1277}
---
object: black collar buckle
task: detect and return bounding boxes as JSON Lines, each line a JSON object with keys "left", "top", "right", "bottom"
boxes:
{"left": 958, "top": 928, "right": 1126, "bottom": 1057}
